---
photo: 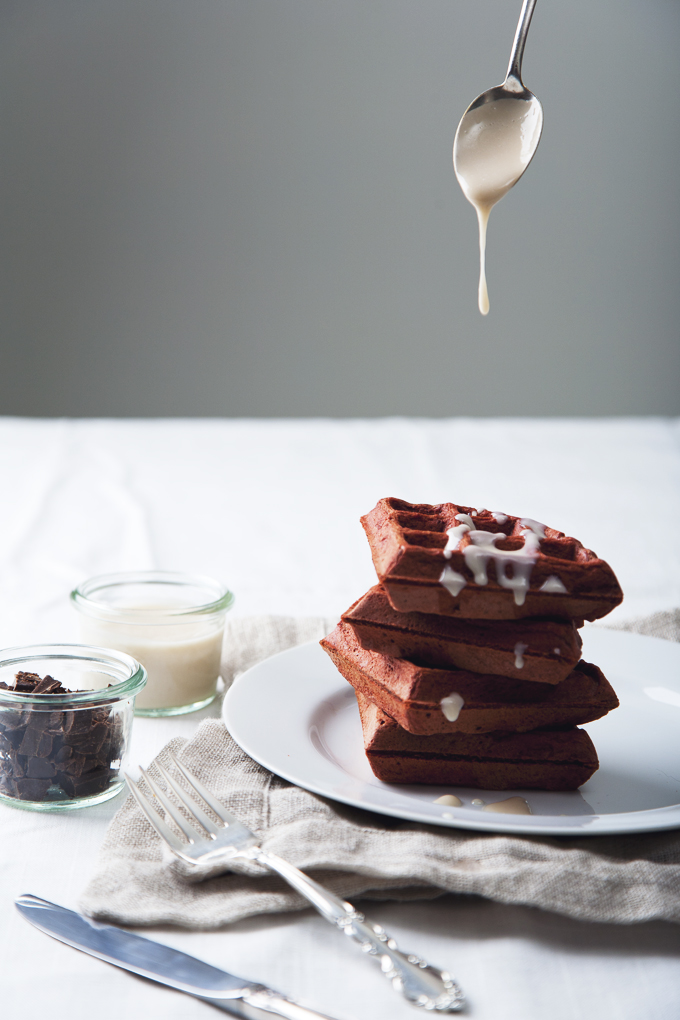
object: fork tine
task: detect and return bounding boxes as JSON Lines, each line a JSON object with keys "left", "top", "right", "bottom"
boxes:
{"left": 139, "top": 766, "right": 206, "bottom": 844}
{"left": 155, "top": 760, "right": 220, "bottom": 837}
{"left": 124, "top": 773, "right": 186, "bottom": 853}
{"left": 169, "top": 753, "right": 237, "bottom": 826}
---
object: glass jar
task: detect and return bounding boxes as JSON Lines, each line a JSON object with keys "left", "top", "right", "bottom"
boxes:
{"left": 71, "top": 571, "right": 234, "bottom": 716}
{"left": 0, "top": 644, "right": 146, "bottom": 811}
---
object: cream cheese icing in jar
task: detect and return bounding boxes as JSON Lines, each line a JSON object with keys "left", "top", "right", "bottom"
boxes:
{"left": 71, "top": 571, "right": 234, "bottom": 716}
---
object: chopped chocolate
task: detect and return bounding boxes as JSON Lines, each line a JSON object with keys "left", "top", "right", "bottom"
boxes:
{"left": 13, "top": 672, "right": 67, "bottom": 694}
{"left": 33, "top": 676, "right": 64, "bottom": 694}
{"left": 58, "top": 768, "right": 112, "bottom": 799}
{"left": 26, "top": 756, "right": 56, "bottom": 779}
{"left": 15, "top": 777, "right": 52, "bottom": 799}
{"left": 0, "top": 670, "right": 126, "bottom": 803}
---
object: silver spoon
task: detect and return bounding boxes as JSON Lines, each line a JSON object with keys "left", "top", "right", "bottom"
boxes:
{"left": 453, "top": 0, "right": 543, "bottom": 314}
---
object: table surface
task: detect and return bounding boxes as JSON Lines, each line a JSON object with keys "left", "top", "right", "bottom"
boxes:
{"left": 1, "top": 416, "right": 679, "bottom": 1020}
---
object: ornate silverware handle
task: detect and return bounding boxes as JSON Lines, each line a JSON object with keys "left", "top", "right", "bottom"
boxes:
{"left": 255, "top": 850, "right": 464, "bottom": 1012}
{"left": 211, "top": 985, "right": 341, "bottom": 1020}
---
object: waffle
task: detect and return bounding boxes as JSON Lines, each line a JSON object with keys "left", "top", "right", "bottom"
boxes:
{"left": 322, "top": 622, "right": 619, "bottom": 735}
{"left": 357, "top": 694, "right": 599, "bottom": 790}
{"left": 342, "top": 585, "right": 582, "bottom": 684}
{"left": 361, "top": 497, "right": 623, "bottom": 622}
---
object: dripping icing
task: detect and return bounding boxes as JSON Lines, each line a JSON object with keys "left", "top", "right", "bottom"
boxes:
{"left": 433, "top": 794, "right": 463, "bottom": 807}
{"left": 519, "top": 517, "right": 546, "bottom": 538}
{"left": 482, "top": 796, "right": 531, "bottom": 815}
{"left": 440, "top": 512, "right": 542, "bottom": 606}
{"left": 440, "top": 692, "right": 465, "bottom": 722}
{"left": 440, "top": 565, "right": 467, "bottom": 597}
{"left": 514, "top": 641, "right": 528, "bottom": 669}
{"left": 443, "top": 519, "right": 472, "bottom": 558}
{"left": 540, "top": 575, "right": 568, "bottom": 594}
{"left": 464, "top": 530, "right": 540, "bottom": 606}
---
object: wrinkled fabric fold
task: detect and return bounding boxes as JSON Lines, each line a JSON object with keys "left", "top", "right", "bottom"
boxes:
{"left": 80, "top": 613, "right": 680, "bottom": 929}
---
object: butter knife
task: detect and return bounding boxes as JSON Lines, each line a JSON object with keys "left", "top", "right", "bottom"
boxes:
{"left": 16, "top": 894, "right": 342, "bottom": 1020}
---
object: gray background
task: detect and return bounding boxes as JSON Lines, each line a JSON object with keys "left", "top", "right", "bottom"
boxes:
{"left": 1, "top": 0, "right": 678, "bottom": 417}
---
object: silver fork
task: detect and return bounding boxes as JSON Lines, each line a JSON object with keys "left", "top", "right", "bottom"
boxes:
{"left": 125, "top": 755, "right": 464, "bottom": 1013}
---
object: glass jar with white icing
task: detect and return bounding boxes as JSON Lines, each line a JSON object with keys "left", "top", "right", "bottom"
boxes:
{"left": 71, "top": 572, "right": 234, "bottom": 717}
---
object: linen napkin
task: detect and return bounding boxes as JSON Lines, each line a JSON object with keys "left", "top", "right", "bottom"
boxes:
{"left": 80, "top": 613, "right": 680, "bottom": 929}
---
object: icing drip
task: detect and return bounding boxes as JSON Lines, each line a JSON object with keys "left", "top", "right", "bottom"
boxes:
{"left": 433, "top": 794, "right": 463, "bottom": 807}
{"left": 440, "top": 692, "right": 465, "bottom": 721}
{"left": 463, "top": 531, "right": 507, "bottom": 585}
{"left": 463, "top": 530, "right": 540, "bottom": 606}
{"left": 514, "top": 641, "right": 528, "bottom": 669}
{"left": 540, "top": 574, "right": 568, "bottom": 594}
{"left": 491, "top": 511, "right": 508, "bottom": 524}
{"left": 441, "top": 511, "right": 542, "bottom": 606}
{"left": 482, "top": 796, "right": 531, "bottom": 815}
{"left": 519, "top": 517, "right": 546, "bottom": 538}
{"left": 440, "top": 565, "right": 467, "bottom": 597}
{"left": 553, "top": 647, "right": 561, "bottom": 655}
{"left": 455, "top": 513, "right": 476, "bottom": 529}
{"left": 443, "top": 521, "right": 472, "bottom": 558}
{"left": 471, "top": 798, "right": 485, "bottom": 806}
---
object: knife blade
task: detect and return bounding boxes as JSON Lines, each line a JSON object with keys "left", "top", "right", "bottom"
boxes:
{"left": 16, "top": 894, "right": 342, "bottom": 1020}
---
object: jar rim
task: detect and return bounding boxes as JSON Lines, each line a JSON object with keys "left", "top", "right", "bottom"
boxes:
{"left": 0, "top": 643, "right": 147, "bottom": 706}
{"left": 70, "top": 570, "right": 235, "bottom": 622}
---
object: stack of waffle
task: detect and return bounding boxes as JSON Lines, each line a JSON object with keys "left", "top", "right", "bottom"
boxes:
{"left": 321, "top": 498, "right": 623, "bottom": 791}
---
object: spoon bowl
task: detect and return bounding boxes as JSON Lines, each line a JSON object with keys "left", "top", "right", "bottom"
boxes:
{"left": 453, "top": 0, "right": 543, "bottom": 314}
{"left": 454, "top": 83, "right": 543, "bottom": 210}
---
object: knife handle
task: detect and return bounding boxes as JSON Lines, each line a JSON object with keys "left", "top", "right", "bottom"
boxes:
{"left": 207, "top": 986, "right": 340, "bottom": 1020}
{"left": 255, "top": 850, "right": 463, "bottom": 1012}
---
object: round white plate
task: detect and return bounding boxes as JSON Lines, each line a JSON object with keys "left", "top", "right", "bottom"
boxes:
{"left": 223, "top": 627, "right": 680, "bottom": 836}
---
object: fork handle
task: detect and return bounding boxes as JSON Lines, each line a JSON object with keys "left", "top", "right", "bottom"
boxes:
{"left": 254, "top": 850, "right": 463, "bottom": 1012}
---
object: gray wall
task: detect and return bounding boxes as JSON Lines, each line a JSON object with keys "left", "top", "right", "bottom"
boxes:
{"left": 1, "top": 0, "right": 678, "bottom": 417}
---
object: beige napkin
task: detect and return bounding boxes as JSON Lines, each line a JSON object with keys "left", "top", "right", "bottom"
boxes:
{"left": 80, "top": 613, "right": 680, "bottom": 929}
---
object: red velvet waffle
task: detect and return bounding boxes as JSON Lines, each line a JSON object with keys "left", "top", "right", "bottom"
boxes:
{"left": 357, "top": 694, "right": 599, "bottom": 790}
{"left": 361, "top": 497, "right": 623, "bottom": 622}
{"left": 342, "top": 585, "right": 582, "bottom": 684}
{"left": 321, "top": 622, "right": 619, "bottom": 735}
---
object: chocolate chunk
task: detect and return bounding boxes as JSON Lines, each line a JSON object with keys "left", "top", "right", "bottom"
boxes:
{"left": 62, "top": 751, "right": 88, "bottom": 777}
{"left": 0, "top": 708, "right": 24, "bottom": 731}
{"left": 14, "top": 672, "right": 69, "bottom": 694}
{"left": 53, "top": 744, "right": 72, "bottom": 764}
{"left": 0, "top": 773, "right": 18, "bottom": 796}
{"left": 18, "top": 725, "right": 53, "bottom": 758}
{"left": 2, "top": 726, "right": 26, "bottom": 749}
{"left": 66, "top": 721, "right": 108, "bottom": 755}
{"left": 11, "top": 754, "right": 28, "bottom": 778}
{"left": 26, "top": 756, "right": 56, "bottom": 779}
{"left": 59, "top": 769, "right": 111, "bottom": 799}
{"left": 15, "top": 777, "right": 52, "bottom": 800}
{"left": 15, "top": 671, "right": 42, "bottom": 683}
{"left": 33, "top": 676, "right": 63, "bottom": 694}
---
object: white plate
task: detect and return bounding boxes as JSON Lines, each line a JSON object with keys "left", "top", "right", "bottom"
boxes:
{"left": 223, "top": 628, "right": 680, "bottom": 836}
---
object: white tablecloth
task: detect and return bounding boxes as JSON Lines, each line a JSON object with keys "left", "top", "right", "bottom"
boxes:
{"left": 1, "top": 416, "right": 679, "bottom": 1020}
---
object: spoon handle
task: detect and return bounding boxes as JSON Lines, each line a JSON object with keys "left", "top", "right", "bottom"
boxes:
{"left": 505, "top": 0, "right": 538, "bottom": 86}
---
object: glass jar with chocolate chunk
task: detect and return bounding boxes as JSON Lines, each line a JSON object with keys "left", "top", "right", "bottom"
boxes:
{"left": 0, "top": 645, "right": 146, "bottom": 810}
